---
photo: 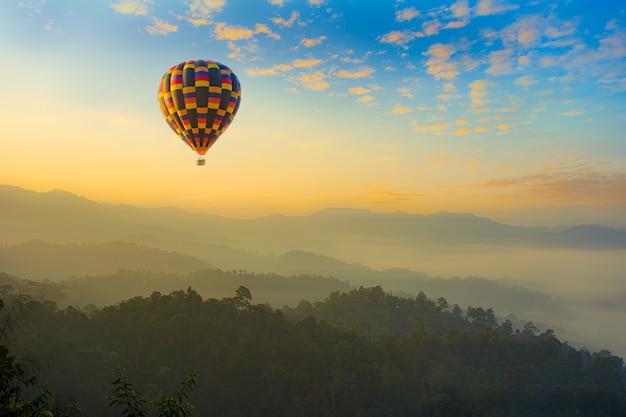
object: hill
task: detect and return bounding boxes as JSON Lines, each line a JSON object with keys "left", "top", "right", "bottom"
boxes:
{"left": 3, "top": 285, "right": 625, "bottom": 417}
{"left": 2, "top": 185, "right": 625, "bottom": 252}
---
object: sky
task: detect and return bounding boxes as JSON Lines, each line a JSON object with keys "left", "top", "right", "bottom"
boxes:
{"left": 1, "top": 0, "right": 625, "bottom": 222}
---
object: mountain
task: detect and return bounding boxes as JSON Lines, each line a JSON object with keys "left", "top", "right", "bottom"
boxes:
{"left": 2, "top": 185, "right": 624, "bottom": 252}
{"left": 0, "top": 240, "right": 211, "bottom": 280}
{"left": 2, "top": 185, "right": 625, "bottom": 357}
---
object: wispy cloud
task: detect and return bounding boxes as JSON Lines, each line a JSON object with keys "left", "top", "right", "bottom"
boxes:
{"left": 146, "top": 17, "right": 177, "bottom": 35}
{"left": 395, "top": 7, "right": 419, "bottom": 22}
{"left": 391, "top": 105, "right": 411, "bottom": 115}
{"left": 475, "top": 0, "right": 519, "bottom": 17}
{"left": 255, "top": 23, "right": 281, "bottom": 40}
{"left": 246, "top": 63, "right": 293, "bottom": 76}
{"left": 268, "top": 0, "right": 286, "bottom": 6}
{"left": 424, "top": 43, "right": 460, "bottom": 80}
{"left": 476, "top": 163, "right": 626, "bottom": 204}
{"left": 560, "top": 109, "right": 586, "bottom": 116}
{"left": 348, "top": 87, "right": 370, "bottom": 95}
{"left": 110, "top": 0, "right": 149, "bottom": 16}
{"left": 272, "top": 10, "right": 299, "bottom": 27}
{"left": 356, "top": 95, "right": 375, "bottom": 104}
{"left": 397, "top": 87, "right": 413, "bottom": 99}
{"left": 297, "top": 70, "right": 329, "bottom": 91}
{"left": 300, "top": 35, "right": 327, "bottom": 47}
{"left": 485, "top": 49, "right": 514, "bottom": 75}
{"left": 337, "top": 66, "right": 375, "bottom": 79}
{"left": 412, "top": 121, "right": 450, "bottom": 133}
{"left": 379, "top": 30, "right": 417, "bottom": 46}
{"left": 184, "top": 0, "right": 225, "bottom": 26}
{"left": 514, "top": 75, "right": 537, "bottom": 87}
{"left": 214, "top": 22, "right": 254, "bottom": 40}
{"left": 358, "top": 185, "right": 424, "bottom": 205}
{"left": 293, "top": 58, "right": 322, "bottom": 68}
{"left": 449, "top": 0, "right": 470, "bottom": 19}
{"left": 468, "top": 79, "right": 492, "bottom": 107}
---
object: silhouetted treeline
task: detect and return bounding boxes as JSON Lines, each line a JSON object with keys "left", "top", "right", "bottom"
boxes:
{"left": 3, "top": 286, "right": 625, "bottom": 416}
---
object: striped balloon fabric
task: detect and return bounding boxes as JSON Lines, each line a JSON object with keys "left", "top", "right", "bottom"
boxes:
{"left": 158, "top": 60, "right": 242, "bottom": 163}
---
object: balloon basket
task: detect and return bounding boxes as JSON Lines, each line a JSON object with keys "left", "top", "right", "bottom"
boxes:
{"left": 196, "top": 157, "right": 206, "bottom": 166}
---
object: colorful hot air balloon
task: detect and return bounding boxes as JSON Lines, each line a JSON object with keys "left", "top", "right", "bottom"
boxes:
{"left": 158, "top": 60, "right": 242, "bottom": 165}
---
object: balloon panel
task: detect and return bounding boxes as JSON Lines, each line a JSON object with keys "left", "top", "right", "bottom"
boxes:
{"left": 158, "top": 60, "right": 241, "bottom": 156}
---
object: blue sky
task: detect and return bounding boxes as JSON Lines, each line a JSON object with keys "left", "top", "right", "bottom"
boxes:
{"left": 1, "top": 0, "right": 625, "bottom": 221}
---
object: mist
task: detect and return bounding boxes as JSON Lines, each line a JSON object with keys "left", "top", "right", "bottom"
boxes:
{"left": 1, "top": 185, "right": 625, "bottom": 357}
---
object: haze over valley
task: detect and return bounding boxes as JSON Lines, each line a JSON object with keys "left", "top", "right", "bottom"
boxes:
{"left": 1, "top": 184, "right": 624, "bottom": 357}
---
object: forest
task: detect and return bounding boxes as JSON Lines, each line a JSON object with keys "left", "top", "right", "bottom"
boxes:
{"left": 2, "top": 281, "right": 625, "bottom": 417}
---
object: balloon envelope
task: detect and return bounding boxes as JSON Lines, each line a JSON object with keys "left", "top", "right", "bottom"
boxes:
{"left": 158, "top": 60, "right": 241, "bottom": 158}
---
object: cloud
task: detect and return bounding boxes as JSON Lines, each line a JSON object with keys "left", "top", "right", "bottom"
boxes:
{"left": 185, "top": 0, "right": 225, "bottom": 26}
{"left": 297, "top": 71, "right": 329, "bottom": 91}
{"left": 476, "top": 165, "right": 626, "bottom": 204}
{"left": 357, "top": 95, "right": 375, "bottom": 103}
{"left": 485, "top": 49, "right": 514, "bottom": 75}
{"left": 514, "top": 75, "right": 537, "bottom": 87}
{"left": 214, "top": 22, "right": 280, "bottom": 41}
{"left": 308, "top": 0, "right": 325, "bottom": 6}
{"left": 272, "top": 10, "right": 299, "bottom": 27}
{"left": 449, "top": 0, "right": 470, "bottom": 19}
{"left": 397, "top": 87, "right": 413, "bottom": 98}
{"left": 214, "top": 22, "right": 254, "bottom": 40}
{"left": 268, "top": 0, "right": 286, "bottom": 6}
{"left": 337, "top": 66, "right": 375, "bottom": 79}
{"left": 454, "top": 126, "right": 489, "bottom": 136}
{"left": 293, "top": 58, "right": 322, "bottom": 68}
{"left": 379, "top": 30, "right": 417, "bottom": 46}
{"left": 498, "top": 15, "right": 542, "bottom": 47}
{"left": 422, "top": 19, "right": 441, "bottom": 37}
{"left": 412, "top": 121, "right": 450, "bottom": 133}
{"left": 146, "top": 17, "right": 178, "bottom": 35}
{"left": 391, "top": 105, "right": 411, "bottom": 114}
{"left": 468, "top": 79, "right": 492, "bottom": 107}
{"left": 437, "top": 93, "right": 459, "bottom": 102}
{"left": 475, "top": 0, "right": 519, "bottom": 17}
{"left": 348, "top": 87, "right": 370, "bottom": 95}
{"left": 301, "top": 35, "right": 327, "bottom": 47}
{"left": 246, "top": 64, "right": 293, "bottom": 76}
{"left": 396, "top": 7, "right": 419, "bottom": 22}
{"left": 110, "top": 0, "right": 149, "bottom": 16}
{"left": 425, "top": 43, "right": 460, "bottom": 80}
{"left": 560, "top": 109, "right": 586, "bottom": 116}
{"left": 498, "top": 123, "right": 513, "bottom": 131}
{"left": 427, "top": 152, "right": 459, "bottom": 166}
{"left": 595, "top": 29, "right": 626, "bottom": 60}
{"left": 359, "top": 185, "right": 424, "bottom": 205}
{"left": 44, "top": 19, "right": 58, "bottom": 31}
{"left": 444, "top": 20, "right": 469, "bottom": 29}
{"left": 539, "top": 55, "right": 562, "bottom": 68}
{"left": 255, "top": 23, "right": 281, "bottom": 40}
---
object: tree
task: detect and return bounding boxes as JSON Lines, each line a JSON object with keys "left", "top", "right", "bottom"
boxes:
{"left": 108, "top": 367, "right": 197, "bottom": 417}
{"left": 234, "top": 286, "right": 252, "bottom": 310}
{"left": 0, "top": 290, "right": 53, "bottom": 416}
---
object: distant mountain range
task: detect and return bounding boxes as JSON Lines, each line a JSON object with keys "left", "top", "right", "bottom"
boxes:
{"left": 2, "top": 184, "right": 625, "bottom": 356}
{"left": 1, "top": 184, "right": 625, "bottom": 252}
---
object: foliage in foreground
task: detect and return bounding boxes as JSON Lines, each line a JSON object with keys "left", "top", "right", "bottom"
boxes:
{"left": 2, "top": 285, "right": 626, "bottom": 416}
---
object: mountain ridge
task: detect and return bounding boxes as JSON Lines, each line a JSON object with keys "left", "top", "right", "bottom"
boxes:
{"left": 2, "top": 184, "right": 624, "bottom": 251}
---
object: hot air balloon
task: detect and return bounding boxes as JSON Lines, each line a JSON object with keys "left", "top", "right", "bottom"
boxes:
{"left": 158, "top": 60, "right": 242, "bottom": 165}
